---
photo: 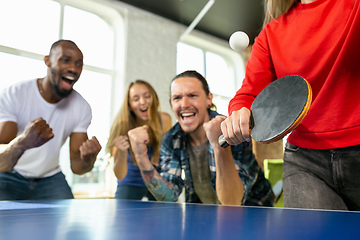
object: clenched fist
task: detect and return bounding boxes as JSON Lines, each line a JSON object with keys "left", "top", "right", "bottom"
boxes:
{"left": 203, "top": 115, "right": 226, "bottom": 147}
{"left": 128, "top": 125, "right": 149, "bottom": 159}
{"left": 79, "top": 136, "right": 102, "bottom": 162}
{"left": 19, "top": 117, "right": 54, "bottom": 150}
{"left": 114, "top": 136, "right": 130, "bottom": 152}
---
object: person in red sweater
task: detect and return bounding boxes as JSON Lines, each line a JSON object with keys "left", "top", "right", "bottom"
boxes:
{"left": 221, "top": 0, "right": 360, "bottom": 211}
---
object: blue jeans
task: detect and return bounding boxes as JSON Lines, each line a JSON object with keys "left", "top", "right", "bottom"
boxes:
{"left": 0, "top": 171, "right": 74, "bottom": 200}
{"left": 283, "top": 142, "right": 360, "bottom": 211}
{"left": 114, "top": 183, "right": 156, "bottom": 201}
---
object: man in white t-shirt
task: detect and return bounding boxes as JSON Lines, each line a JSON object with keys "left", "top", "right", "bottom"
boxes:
{"left": 0, "top": 39, "right": 102, "bottom": 200}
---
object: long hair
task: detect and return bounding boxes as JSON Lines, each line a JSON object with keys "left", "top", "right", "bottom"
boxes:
{"left": 263, "top": 0, "right": 300, "bottom": 26}
{"left": 171, "top": 70, "right": 216, "bottom": 111}
{"left": 106, "top": 80, "right": 163, "bottom": 163}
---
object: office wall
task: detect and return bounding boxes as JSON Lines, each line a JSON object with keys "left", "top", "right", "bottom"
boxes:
{"left": 98, "top": 0, "right": 177, "bottom": 121}
{"left": 100, "top": 0, "right": 232, "bottom": 122}
{"left": 126, "top": 8, "right": 178, "bottom": 119}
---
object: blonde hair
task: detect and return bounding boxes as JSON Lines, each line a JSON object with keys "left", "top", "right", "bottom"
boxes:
{"left": 263, "top": 0, "right": 300, "bottom": 26}
{"left": 106, "top": 80, "right": 163, "bottom": 162}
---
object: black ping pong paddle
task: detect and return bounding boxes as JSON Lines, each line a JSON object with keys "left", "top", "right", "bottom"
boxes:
{"left": 219, "top": 75, "right": 312, "bottom": 147}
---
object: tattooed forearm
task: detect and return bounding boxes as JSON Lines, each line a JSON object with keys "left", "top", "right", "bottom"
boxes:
{"left": 141, "top": 167, "right": 177, "bottom": 201}
{"left": 141, "top": 167, "right": 156, "bottom": 182}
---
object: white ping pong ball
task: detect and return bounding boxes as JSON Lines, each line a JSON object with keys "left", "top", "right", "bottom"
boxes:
{"left": 229, "top": 31, "right": 250, "bottom": 52}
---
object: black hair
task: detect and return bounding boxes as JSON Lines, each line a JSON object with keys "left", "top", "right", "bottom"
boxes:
{"left": 171, "top": 70, "right": 216, "bottom": 110}
{"left": 49, "top": 39, "right": 78, "bottom": 56}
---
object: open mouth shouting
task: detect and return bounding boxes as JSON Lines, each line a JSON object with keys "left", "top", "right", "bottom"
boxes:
{"left": 136, "top": 107, "right": 149, "bottom": 121}
{"left": 61, "top": 75, "right": 77, "bottom": 91}
{"left": 140, "top": 107, "right": 148, "bottom": 114}
{"left": 180, "top": 111, "right": 196, "bottom": 124}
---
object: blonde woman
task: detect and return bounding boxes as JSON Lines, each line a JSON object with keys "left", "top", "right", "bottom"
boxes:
{"left": 221, "top": 0, "right": 360, "bottom": 210}
{"left": 106, "top": 80, "right": 172, "bottom": 200}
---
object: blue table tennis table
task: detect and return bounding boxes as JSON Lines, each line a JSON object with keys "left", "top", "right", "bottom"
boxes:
{"left": 0, "top": 199, "right": 359, "bottom": 240}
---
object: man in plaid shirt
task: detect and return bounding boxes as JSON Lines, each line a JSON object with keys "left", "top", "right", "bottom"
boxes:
{"left": 128, "top": 70, "right": 274, "bottom": 206}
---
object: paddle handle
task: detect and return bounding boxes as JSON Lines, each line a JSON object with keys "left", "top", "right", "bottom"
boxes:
{"left": 218, "top": 135, "right": 230, "bottom": 148}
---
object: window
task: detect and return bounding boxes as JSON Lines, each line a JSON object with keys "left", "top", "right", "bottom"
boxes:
{"left": 0, "top": 0, "right": 119, "bottom": 198}
{"left": 176, "top": 38, "right": 245, "bottom": 116}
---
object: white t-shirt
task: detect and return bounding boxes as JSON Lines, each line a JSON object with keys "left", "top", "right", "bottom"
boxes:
{"left": 0, "top": 79, "right": 92, "bottom": 178}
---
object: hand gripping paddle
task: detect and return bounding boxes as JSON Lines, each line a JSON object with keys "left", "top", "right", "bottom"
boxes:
{"left": 219, "top": 75, "right": 312, "bottom": 147}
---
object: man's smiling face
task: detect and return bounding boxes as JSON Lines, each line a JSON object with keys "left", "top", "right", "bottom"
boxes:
{"left": 47, "top": 41, "right": 83, "bottom": 98}
{"left": 170, "top": 76, "right": 212, "bottom": 134}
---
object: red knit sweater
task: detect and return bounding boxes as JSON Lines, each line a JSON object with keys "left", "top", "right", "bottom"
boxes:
{"left": 228, "top": 0, "right": 360, "bottom": 149}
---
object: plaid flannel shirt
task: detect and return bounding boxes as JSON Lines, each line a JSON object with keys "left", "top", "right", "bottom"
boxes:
{"left": 159, "top": 110, "right": 274, "bottom": 206}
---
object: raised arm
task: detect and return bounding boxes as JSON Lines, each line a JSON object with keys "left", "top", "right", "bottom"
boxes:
{"left": 128, "top": 125, "right": 177, "bottom": 201}
{"left": 204, "top": 115, "right": 244, "bottom": 205}
{"left": 0, "top": 118, "right": 54, "bottom": 172}
{"left": 69, "top": 132, "right": 102, "bottom": 175}
{"left": 112, "top": 136, "right": 130, "bottom": 180}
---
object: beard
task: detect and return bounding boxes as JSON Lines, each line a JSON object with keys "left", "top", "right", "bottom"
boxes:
{"left": 51, "top": 82, "right": 73, "bottom": 98}
{"left": 50, "top": 70, "right": 73, "bottom": 99}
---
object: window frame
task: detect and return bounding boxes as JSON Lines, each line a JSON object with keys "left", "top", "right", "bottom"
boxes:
{"left": 178, "top": 33, "right": 246, "bottom": 116}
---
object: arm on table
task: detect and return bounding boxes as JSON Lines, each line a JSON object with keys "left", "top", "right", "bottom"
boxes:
{"left": 204, "top": 115, "right": 244, "bottom": 205}
{"left": 69, "top": 132, "right": 102, "bottom": 175}
{"left": 213, "top": 146, "right": 244, "bottom": 205}
{"left": 0, "top": 118, "right": 54, "bottom": 172}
